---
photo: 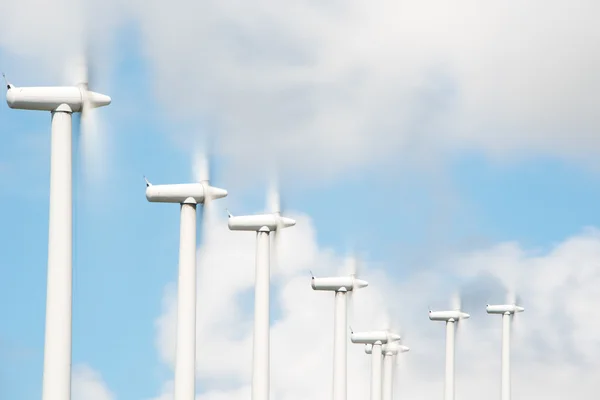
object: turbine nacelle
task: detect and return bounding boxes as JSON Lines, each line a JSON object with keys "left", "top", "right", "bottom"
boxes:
{"left": 486, "top": 304, "right": 525, "bottom": 315}
{"left": 145, "top": 182, "right": 228, "bottom": 204}
{"left": 428, "top": 310, "right": 470, "bottom": 322}
{"left": 351, "top": 331, "right": 402, "bottom": 345}
{"left": 6, "top": 86, "right": 111, "bottom": 112}
{"left": 227, "top": 213, "right": 296, "bottom": 232}
{"left": 365, "top": 342, "right": 410, "bottom": 355}
{"left": 311, "top": 276, "right": 368, "bottom": 292}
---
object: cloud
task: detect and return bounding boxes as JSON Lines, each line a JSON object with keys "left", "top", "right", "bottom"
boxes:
{"left": 149, "top": 207, "right": 600, "bottom": 400}
{"left": 4, "top": 1, "right": 600, "bottom": 183}
{"left": 129, "top": 0, "right": 600, "bottom": 181}
{"left": 72, "top": 364, "right": 115, "bottom": 400}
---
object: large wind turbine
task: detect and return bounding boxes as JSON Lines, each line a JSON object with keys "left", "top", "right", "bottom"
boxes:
{"left": 311, "top": 260, "right": 369, "bottom": 400}
{"left": 4, "top": 62, "right": 110, "bottom": 400}
{"left": 365, "top": 341, "right": 410, "bottom": 400}
{"left": 227, "top": 185, "right": 296, "bottom": 400}
{"left": 351, "top": 330, "right": 402, "bottom": 400}
{"left": 429, "top": 300, "right": 470, "bottom": 400}
{"left": 486, "top": 296, "right": 525, "bottom": 400}
{"left": 145, "top": 158, "right": 227, "bottom": 400}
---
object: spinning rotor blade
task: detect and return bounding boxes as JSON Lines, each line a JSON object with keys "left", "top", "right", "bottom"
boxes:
{"left": 72, "top": 50, "right": 110, "bottom": 185}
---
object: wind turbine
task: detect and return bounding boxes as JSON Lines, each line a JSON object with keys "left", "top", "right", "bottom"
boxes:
{"left": 365, "top": 341, "right": 410, "bottom": 400}
{"left": 310, "top": 257, "right": 369, "bottom": 400}
{"left": 351, "top": 330, "right": 402, "bottom": 400}
{"left": 145, "top": 156, "right": 227, "bottom": 400}
{"left": 4, "top": 59, "right": 110, "bottom": 400}
{"left": 227, "top": 184, "right": 296, "bottom": 400}
{"left": 486, "top": 293, "right": 525, "bottom": 400}
{"left": 429, "top": 296, "right": 470, "bottom": 400}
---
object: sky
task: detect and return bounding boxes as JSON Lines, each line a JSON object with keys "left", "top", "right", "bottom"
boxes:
{"left": 2, "top": 0, "right": 600, "bottom": 399}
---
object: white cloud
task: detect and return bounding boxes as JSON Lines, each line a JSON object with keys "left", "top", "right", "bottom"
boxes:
{"left": 129, "top": 0, "right": 600, "bottom": 181}
{"left": 72, "top": 364, "right": 115, "bottom": 400}
{"left": 4, "top": 1, "right": 600, "bottom": 182}
{"left": 149, "top": 207, "right": 600, "bottom": 400}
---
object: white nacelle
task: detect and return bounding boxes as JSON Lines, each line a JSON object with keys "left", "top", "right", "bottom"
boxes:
{"left": 228, "top": 214, "right": 296, "bottom": 232}
{"left": 6, "top": 86, "right": 111, "bottom": 112}
{"left": 146, "top": 183, "right": 227, "bottom": 204}
{"left": 351, "top": 331, "right": 401, "bottom": 344}
{"left": 384, "top": 341, "right": 410, "bottom": 355}
{"left": 428, "top": 310, "right": 470, "bottom": 321}
{"left": 311, "top": 276, "right": 368, "bottom": 291}
{"left": 486, "top": 304, "right": 525, "bottom": 314}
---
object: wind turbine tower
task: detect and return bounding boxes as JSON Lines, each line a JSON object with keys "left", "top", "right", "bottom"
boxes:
{"left": 227, "top": 186, "right": 296, "bottom": 400}
{"left": 145, "top": 161, "right": 227, "bottom": 400}
{"left": 311, "top": 263, "right": 368, "bottom": 400}
{"left": 486, "top": 301, "right": 525, "bottom": 400}
{"left": 365, "top": 340, "right": 410, "bottom": 400}
{"left": 429, "top": 305, "right": 470, "bottom": 400}
{"left": 351, "top": 330, "right": 402, "bottom": 400}
{"left": 5, "top": 65, "right": 110, "bottom": 400}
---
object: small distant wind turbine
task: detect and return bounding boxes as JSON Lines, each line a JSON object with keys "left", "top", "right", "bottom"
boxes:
{"left": 145, "top": 156, "right": 227, "bottom": 400}
{"left": 486, "top": 292, "right": 525, "bottom": 400}
{"left": 310, "top": 257, "right": 369, "bottom": 400}
{"left": 429, "top": 295, "right": 470, "bottom": 400}
{"left": 4, "top": 57, "right": 110, "bottom": 400}
{"left": 365, "top": 339, "right": 410, "bottom": 400}
{"left": 227, "top": 182, "right": 296, "bottom": 400}
{"left": 351, "top": 330, "right": 402, "bottom": 400}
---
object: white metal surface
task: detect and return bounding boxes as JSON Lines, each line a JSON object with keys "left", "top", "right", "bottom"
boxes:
{"left": 6, "top": 78, "right": 111, "bottom": 400}
{"left": 486, "top": 303, "right": 523, "bottom": 400}
{"left": 227, "top": 199, "right": 296, "bottom": 400}
{"left": 228, "top": 213, "right": 296, "bottom": 231}
{"left": 382, "top": 350, "right": 394, "bottom": 400}
{"left": 445, "top": 320, "right": 455, "bottom": 400}
{"left": 351, "top": 331, "right": 401, "bottom": 344}
{"left": 486, "top": 304, "right": 525, "bottom": 314}
{"left": 502, "top": 313, "right": 511, "bottom": 400}
{"left": 173, "top": 203, "right": 197, "bottom": 400}
{"left": 6, "top": 86, "right": 110, "bottom": 111}
{"left": 253, "top": 230, "right": 271, "bottom": 400}
{"left": 311, "top": 276, "right": 368, "bottom": 291}
{"left": 146, "top": 183, "right": 227, "bottom": 204}
{"left": 145, "top": 177, "right": 227, "bottom": 400}
{"left": 371, "top": 342, "right": 383, "bottom": 400}
{"left": 429, "top": 310, "right": 470, "bottom": 321}
{"left": 41, "top": 109, "right": 73, "bottom": 400}
{"left": 333, "top": 290, "right": 348, "bottom": 400}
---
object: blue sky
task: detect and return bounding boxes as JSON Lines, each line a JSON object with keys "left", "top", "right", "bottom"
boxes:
{"left": 2, "top": 3, "right": 600, "bottom": 400}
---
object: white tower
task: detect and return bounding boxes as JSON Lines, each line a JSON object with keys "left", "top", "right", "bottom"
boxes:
{"left": 227, "top": 189, "right": 296, "bottom": 400}
{"left": 146, "top": 173, "right": 227, "bottom": 400}
{"left": 5, "top": 73, "right": 110, "bottom": 400}
{"left": 351, "top": 330, "right": 402, "bottom": 400}
{"left": 429, "top": 309, "right": 470, "bottom": 400}
{"left": 365, "top": 340, "right": 410, "bottom": 400}
{"left": 311, "top": 272, "right": 369, "bottom": 400}
{"left": 486, "top": 303, "right": 525, "bottom": 400}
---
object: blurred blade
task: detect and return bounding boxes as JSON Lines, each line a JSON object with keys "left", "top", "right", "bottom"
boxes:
{"left": 193, "top": 151, "right": 210, "bottom": 183}
{"left": 193, "top": 151, "right": 213, "bottom": 237}
{"left": 271, "top": 229, "right": 279, "bottom": 276}
{"left": 198, "top": 200, "right": 207, "bottom": 241}
{"left": 349, "top": 253, "right": 360, "bottom": 277}
{"left": 67, "top": 53, "right": 89, "bottom": 88}
{"left": 451, "top": 291, "right": 462, "bottom": 311}
{"left": 266, "top": 181, "right": 281, "bottom": 215}
{"left": 347, "top": 290, "right": 354, "bottom": 327}
{"left": 506, "top": 289, "right": 517, "bottom": 305}
{"left": 74, "top": 51, "right": 109, "bottom": 186}
{"left": 79, "top": 101, "right": 107, "bottom": 184}
{"left": 267, "top": 180, "right": 282, "bottom": 277}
